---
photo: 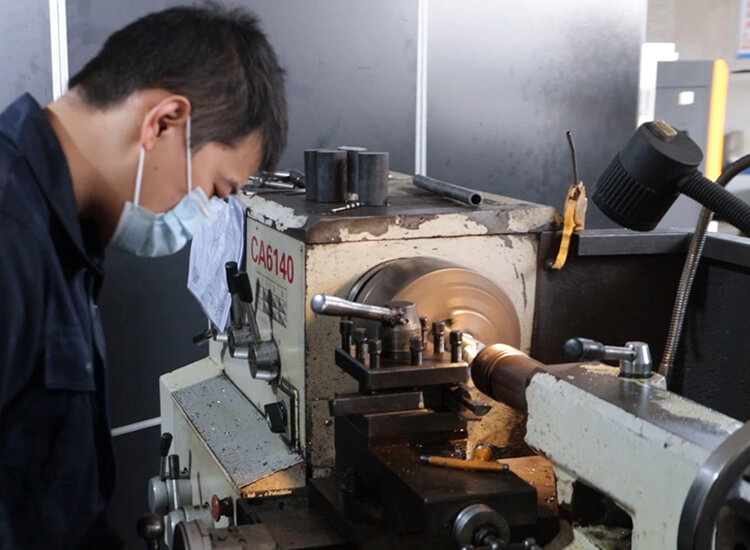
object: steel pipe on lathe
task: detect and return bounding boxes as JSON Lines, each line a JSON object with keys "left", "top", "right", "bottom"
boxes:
{"left": 413, "top": 174, "right": 483, "bottom": 206}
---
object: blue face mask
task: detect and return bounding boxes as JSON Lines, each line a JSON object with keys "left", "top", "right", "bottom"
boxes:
{"left": 110, "top": 117, "right": 214, "bottom": 257}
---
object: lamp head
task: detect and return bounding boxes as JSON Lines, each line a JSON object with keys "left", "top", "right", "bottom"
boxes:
{"left": 592, "top": 120, "right": 703, "bottom": 230}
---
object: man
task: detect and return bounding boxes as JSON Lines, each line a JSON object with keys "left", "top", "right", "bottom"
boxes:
{"left": 0, "top": 5, "right": 287, "bottom": 549}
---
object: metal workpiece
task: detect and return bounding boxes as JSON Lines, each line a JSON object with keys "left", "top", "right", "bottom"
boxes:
{"left": 315, "top": 149, "right": 347, "bottom": 203}
{"left": 470, "top": 344, "right": 546, "bottom": 413}
{"left": 564, "top": 337, "right": 653, "bottom": 378}
{"left": 337, "top": 145, "right": 367, "bottom": 198}
{"left": 357, "top": 151, "right": 390, "bottom": 206}
{"left": 304, "top": 149, "right": 319, "bottom": 201}
{"left": 413, "top": 174, "right": 483, "bottom": 206}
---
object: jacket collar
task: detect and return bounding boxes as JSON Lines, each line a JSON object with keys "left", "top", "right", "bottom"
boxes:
{"left": 0, "top": 94, "right": 103, "bottom": 273}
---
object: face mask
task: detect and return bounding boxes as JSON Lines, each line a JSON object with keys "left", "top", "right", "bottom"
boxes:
{"left": 109, "top": 117, "right": 213, "bottom": 257}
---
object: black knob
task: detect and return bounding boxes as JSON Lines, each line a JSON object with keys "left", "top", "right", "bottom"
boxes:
{"left": 264, "top": 402, "right": 287, "bottom": 434}
{"left": 136, "top": 513, "right": 163, "bottom": 550}
{"left": 192, "top": 327, "right": 215, "bottom": 346}
{"left": 225, "top": 262, "right": 239, "bottom": 293}
{"left": 564, "top": 338, "right": 606, "bottom": 361}
{"left": 159, "top": 433, "right": 173, "bottom": 458}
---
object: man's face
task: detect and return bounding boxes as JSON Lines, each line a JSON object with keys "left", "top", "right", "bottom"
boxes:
{"left": 137, "top": 128, "right": 264, "bottom": 213}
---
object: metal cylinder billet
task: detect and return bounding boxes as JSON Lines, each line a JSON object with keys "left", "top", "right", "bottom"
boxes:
{"left": 410, "top": 336, "right": 424, "bottom": 366}
{"left": 413, "top": 174, "right": 483, "bottom": 206}
{"left": 304, "top": 149, "right": 319, "bottom": 201}
{"left": 368, "top": 338, "right": 382, "bottom": 369}
{"left": 358, "top": 152, "right": 390, "bottom": 206}
{"left": 420, "top": 316, "right": 428, "bottom": 346}
{"left": 338, "top": 146, "right": 367, "bottom": 197}
{"left": 450, "top": 331, "right": 463, "bottom": 362}
{"left": 470, "top": 344, "right": 546, "bottom": 413}
{"left": 433, "top": 321, "right": 446, "bottom": 354}
{"left": 316, "top": 150, "right": 347, "bottom": 203}
{"left": 354, "top": 328, "right": 368, "bottom": 363}
{"left": 340, "top": 319, "right": 354, "bottom": 351}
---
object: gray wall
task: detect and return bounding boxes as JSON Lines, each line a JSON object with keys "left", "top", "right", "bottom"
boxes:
{"left": 426, "top": 0, "right": 646, "bottom": 227}
{"left": 0, "top": 0, "right": 52, "bottom": 106}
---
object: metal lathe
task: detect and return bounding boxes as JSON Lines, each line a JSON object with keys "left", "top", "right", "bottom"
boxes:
{"left": 140, "top": 141, "right": 750, "bottom": 550}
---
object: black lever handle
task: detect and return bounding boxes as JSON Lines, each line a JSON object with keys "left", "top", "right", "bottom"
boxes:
{"left": 159, "top": 433, "right": 173, "bottom": 458}
{"left": 234, "top": 272, "right": 254, "bottom": 304}
{"left": 225, "top": 261, "right": 239, "bottom": 294}
{"left": 168, "top": 454, "right": 180, "bottom": 480}
{"left": 564, "top": 337, "right": 606, "bottom": 361}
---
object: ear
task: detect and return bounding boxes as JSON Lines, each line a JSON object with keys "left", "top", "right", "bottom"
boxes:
{"left": 140, "top": 95, "right": 192, "bottom": 151}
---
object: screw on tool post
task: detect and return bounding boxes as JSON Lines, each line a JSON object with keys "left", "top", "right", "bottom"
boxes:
{"left": 433, "top": 321, "right": 446, "bottom": 353}
{"left": 340, "top": 319, "right": 354, "bottom": 350}
{"left": 368, "top": 338, "right": 382, "bottom": 369}
{"left": 410, "top": 336, "right": 424, "bottom": 366}
{"left": 353, "top": 328, "right": 368, "bottom": 362}
{"left": 450, "top": 331, "right": 464, "bottom": 362}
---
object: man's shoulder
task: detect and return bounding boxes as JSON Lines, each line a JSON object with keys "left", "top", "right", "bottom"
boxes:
{"left": 0, "top": 136, "right": 49, "bottom": 237}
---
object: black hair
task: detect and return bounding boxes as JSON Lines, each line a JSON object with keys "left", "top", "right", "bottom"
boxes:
{"left": 68, "top": 3, "right": 287, "bottom": 170}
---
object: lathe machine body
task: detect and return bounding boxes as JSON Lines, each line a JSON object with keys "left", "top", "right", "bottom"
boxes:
{"left": 160, "top": 176, "right": 556, "bottom": 502}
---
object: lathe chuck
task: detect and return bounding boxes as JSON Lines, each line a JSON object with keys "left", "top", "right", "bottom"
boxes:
{"left": 347, "top": 257, "right": 520, "bottom": 348}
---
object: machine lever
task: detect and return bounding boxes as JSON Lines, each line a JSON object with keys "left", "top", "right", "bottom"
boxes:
{"left": 159, "top": 432, "right": 173, "bottom": 481}
{"left": 564, "top": 337, "right": 653, "bottom": 378}
{"left": 225, "top": 261, "right": 238, "bottom": 293}
{"left": 234, "top": 272, "right": 254, "bottom": 304}
{"left": 311, "top": 294, "right": 404, "bottom": 324}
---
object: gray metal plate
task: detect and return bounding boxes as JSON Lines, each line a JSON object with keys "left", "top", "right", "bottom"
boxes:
{"left": 173, "top": 375, "right": 302, "bottom": 489}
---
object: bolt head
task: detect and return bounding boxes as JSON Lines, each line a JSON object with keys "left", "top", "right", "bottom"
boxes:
{"left": 368, "top": 339, "right": 382, "bottom": 353}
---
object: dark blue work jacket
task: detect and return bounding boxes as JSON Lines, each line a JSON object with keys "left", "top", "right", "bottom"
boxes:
{"left": 0, "top": 95, "right": 120, "bottom": 549}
